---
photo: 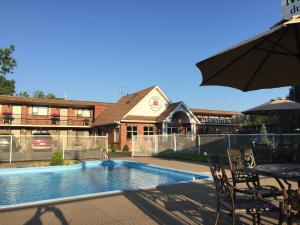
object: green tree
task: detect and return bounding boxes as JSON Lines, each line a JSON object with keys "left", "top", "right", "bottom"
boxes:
{"left": 0, "top": 76, "right": 15, "bottom": 95}
{"left": 33, "top": 90, "right": 45, "bottom": 98}
{"left": 16, "top": 91, "right": 30, "bottom": 97}
{"left": 0, "top": 45, "right": 17, "bottom": 95}
{"left": 46, "top": 93, "right": 56, "bottom": 99}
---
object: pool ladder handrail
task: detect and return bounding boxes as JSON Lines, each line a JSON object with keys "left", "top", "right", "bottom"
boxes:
{"left": 101, "top": 148, "right": 111, "bottom": 161}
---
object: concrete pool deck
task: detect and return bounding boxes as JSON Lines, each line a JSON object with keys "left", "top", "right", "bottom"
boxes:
{"left": 0, "top": 157, "right": 287, "bottom": 225}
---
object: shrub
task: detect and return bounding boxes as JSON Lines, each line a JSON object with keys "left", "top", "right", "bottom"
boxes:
{"left": 112, "top": 144, "right": 119, "bottom": 152}
{"left": 50, "top": 150, "right": 64, "bottom": 165}
{"left": 123, "top": 144, "right": 129, "bottom": 152}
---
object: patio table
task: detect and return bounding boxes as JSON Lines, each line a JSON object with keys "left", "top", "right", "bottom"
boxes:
{"left": 254, "top": 164, "right": 300, "bottom": 224}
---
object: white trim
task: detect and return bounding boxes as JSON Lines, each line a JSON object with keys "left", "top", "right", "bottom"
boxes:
{"left": 0, "top": 124, "right": 91, "bottom": 128}
{"left": 163, "top": 102, "right": 200, "bottom": 124}
{"left": 124, "top": 86, "right": 171, "bottom": 118}
{"left": 120, "top": 120, "right": 158, "bottom": 124}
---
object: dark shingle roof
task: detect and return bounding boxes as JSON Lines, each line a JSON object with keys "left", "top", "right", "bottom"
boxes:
{"left": 157, "top": 102, "right": 182, "bottom": 121}
{"left": 0, "top": 95, "right": 113, "bottom": 108}
{"left": 93, "top": 86, "right": 155, "bottom": 126}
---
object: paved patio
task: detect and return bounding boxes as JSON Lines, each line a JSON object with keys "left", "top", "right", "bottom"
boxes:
{"left": 0, "top": 157, "right": 285, "bottom": 225}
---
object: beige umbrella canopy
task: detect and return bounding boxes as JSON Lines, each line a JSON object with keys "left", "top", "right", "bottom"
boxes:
{"left": 243, "top": 97, "right": 300, "bottom": 116}
{"left": 196, "top": 16, "right": 300, "bottom": 91}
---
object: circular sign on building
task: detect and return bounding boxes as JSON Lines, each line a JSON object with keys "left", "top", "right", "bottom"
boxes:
{"left": 149, "top": 96, "right": 162, "bottom": 111}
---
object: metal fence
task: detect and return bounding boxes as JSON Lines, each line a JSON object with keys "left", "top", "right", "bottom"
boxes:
{"left": 131, "top": 134, "right": 300, "bottom": 159}
{"left": 132, "top": 134, "right": 198, "bottom": 156}
{"left": 0, "top": 135, "right": 108, "bottom": 163}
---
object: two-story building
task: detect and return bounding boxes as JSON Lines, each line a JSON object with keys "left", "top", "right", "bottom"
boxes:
{"left": 0, "top": 96, "right": 113, "bottom": 136}
{"left": 0, "top": 86, "right": 240, "bottom": 150}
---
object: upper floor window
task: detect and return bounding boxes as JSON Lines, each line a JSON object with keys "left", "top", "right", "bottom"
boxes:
{"left": 77, "top": 109, "right": 90, "bottom": 118}
{"left": 32, "top": 106, "right": 48, "bottom": 116}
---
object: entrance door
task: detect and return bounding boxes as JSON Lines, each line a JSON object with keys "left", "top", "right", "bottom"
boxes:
{"left": 12, "top": 106, "right": 22, "bottom": 124}
{"left": 60, "top": 108, "right": 68, "bottom": 126}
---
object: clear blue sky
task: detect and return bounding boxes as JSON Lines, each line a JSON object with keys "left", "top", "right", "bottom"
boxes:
{"left": 0, "top": 1, "right": 289, "bottom": 112}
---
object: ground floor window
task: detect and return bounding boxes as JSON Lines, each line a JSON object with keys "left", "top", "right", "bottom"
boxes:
{"left": 144, "top": 126, "right": 154, "bottom": 136}
{"left": 167, "top": 127, "right": 179, "bottom": 134}
{"left": 127, "top": 126, "right": 137, "bottom": 140}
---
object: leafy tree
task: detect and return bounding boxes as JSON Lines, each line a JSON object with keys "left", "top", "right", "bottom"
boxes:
{"left": 0, "top": 45, "right": 17, "bottom": 95}
{"left": 0, "top": 45, "right": 17, "bottom": 76}
{"left": 46, "top": 93, "right": 56, "bottom": 99}
{"left": 0, "top": 76, "right": 15, "bottom": 95}
{"left": 16, "top": 91, "right": 30, "bottom": 97}
{"left": 32, "top": 90, "right": 46, "bottom": 98}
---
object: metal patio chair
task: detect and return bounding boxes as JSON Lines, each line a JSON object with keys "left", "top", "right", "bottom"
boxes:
{"left": 227, "top": 148, "right": 282, "bottom": 199}
{"left": 208, "top": 155, "right": 280, "bottom": 225}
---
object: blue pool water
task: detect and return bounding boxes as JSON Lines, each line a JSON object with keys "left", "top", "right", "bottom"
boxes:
{"left": 0, "top": 160, "right": 208, "bottom": 207}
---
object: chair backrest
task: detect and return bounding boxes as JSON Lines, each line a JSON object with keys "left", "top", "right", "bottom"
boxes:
{"left": 207, "top": 155, "right": 233, "bottom": 202}
{"left": 227, "top": 149, "right": 257, "bottom": 185}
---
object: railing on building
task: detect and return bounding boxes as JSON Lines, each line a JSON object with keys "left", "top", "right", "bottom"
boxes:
{"left": 0, "top": 114, "right": 93, "bottom": 126}
{"left": 0, "top": 135, "right": 108, "bottom": 163}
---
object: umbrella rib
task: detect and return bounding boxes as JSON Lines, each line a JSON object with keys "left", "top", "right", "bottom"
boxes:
{"left": 255, "top": 48, "right": 298, "bottom": 58}
{"left": 243, "top": 27, "right": 290, "bottom": 91}
{"left": 263, "top": 38, "right": 297, "bottom": 55}
{"left": 203, "top": 31, "right": 279, "bottom": 84}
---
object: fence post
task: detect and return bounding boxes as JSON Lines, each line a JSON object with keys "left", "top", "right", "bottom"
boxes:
{"left": 272, "top": 134, "right": 275, "bottom": 150}
{"left": 173, "top": 133, "right": 177, "bottom": 152}
{"left": 62, "top": 138, "right": 65, "bottom": 160}
{"left": 131, "top": 136, "right": 135, "bottom": 158}
{"left": 228, "top": 134, "right": 231, "bottom": 150}
{"left": 197, "top": 135, "right": 201, "bottom": 155}
{"left": 9, "top": 135, "right": 13, "bottom": 163}
{"left": 154, "top": 135, "right": 158, "bottom": 155}
{"left": 105, "top": 133, "right": 109, "bottom": 152}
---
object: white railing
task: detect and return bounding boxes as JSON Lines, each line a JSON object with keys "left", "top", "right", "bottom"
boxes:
{"left": 0, "top": 135, "right": 108, "bottom": 163}
{"left": 131, "top": 133, "right": 300, "bottom": 157}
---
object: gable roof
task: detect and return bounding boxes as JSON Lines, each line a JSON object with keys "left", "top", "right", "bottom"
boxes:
{"left": 156, "top": 102, "right": 182, "bottom": 121}
{"left": 92, "top": 86, "right": 156, "bottom": 126}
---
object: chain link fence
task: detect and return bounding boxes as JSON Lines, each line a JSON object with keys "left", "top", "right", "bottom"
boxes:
{"left": 132, "top": 134, "right": 300, "bottom": 164}
{"left": 0, "top": 135, "right": 108, "bottom": 162}
{"left": 132, "top": 134, "right": 198, "bottom": 156}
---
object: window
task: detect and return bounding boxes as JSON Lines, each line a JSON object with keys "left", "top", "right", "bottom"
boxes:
{"left": 144, "top": 126, "right": 154, "bottom": 136}
{"left": 127, "top": 126, "right": 137, "bottom": 140}
{"left": 167, "top": 127, "right": 179, "bottom": 134}
{"left": 32, "top": 106, "right": 48, "bottom": 116}
{"left": 77, "top": 109, "right": 91, "bottom": 117}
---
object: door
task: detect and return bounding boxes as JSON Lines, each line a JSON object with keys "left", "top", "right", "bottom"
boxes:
{"left": 12, "top": 106, "right": 22, "bottom": 124}
{"left": 60, "top": 108, "right": 68, "bottom": 126}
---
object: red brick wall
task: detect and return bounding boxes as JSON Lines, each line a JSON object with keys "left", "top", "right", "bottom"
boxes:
{"left": 120, "top": 122, "right": 157, "bottom": 151}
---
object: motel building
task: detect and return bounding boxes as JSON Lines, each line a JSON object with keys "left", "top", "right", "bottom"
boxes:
{"left": 0, "top": 86, "right": 240, "bottom": 150}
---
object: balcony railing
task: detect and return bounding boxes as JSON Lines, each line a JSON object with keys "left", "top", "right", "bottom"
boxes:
{"left": 0, "top": 114, "right": 93, "bottom": 127}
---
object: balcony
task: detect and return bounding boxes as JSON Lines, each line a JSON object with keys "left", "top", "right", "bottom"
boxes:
{"left": 0, "top": 114, "right": 93, "bottom": 127}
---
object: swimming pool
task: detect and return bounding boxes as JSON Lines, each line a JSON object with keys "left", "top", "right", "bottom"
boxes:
{"left": 0, "top": 160, "right": 209, "bottom": 208}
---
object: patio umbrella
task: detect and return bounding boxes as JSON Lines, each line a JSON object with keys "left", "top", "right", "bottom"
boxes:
{"left": 196, "top": 15, "right": 300, "bottom": 91}
{"left": 243, "top": 98, "right": 300, "bottom": 116}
